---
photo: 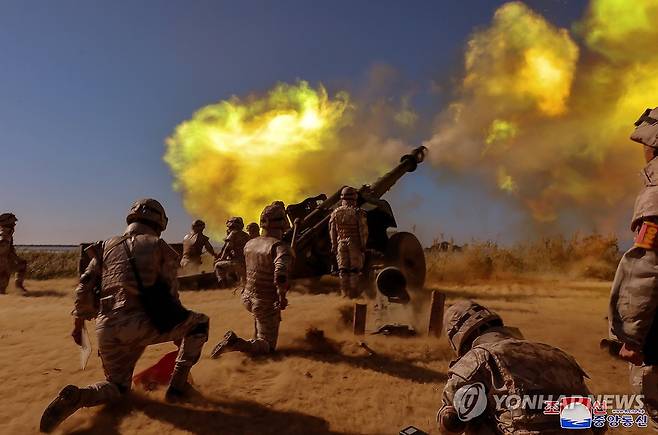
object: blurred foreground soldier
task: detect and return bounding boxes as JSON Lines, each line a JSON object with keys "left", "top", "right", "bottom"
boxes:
{"left": 214, "top": 217, "right": 250, "bottom": 287}
{"left": 0, "top": 213, "right": 28, "bottom": 294}
{"left": 247, "top": 222, "right": 260, "bottom": 239}
{"left": 40, "top": 199, "right": 209, "bottom": 433}
{"left": 210, "top": 203, "right": 292, "bottom": 357}
{"left": 329, "top": 186, "right": 368, "bottom": 298}
{"left": 609, "top": 106, "right": 658, "bottom": 424}
{"left": 438, "top": 300, "right": 597, "bottom": 434}
{"left": 180, "top": 219, "right": 217, "bottom": 268}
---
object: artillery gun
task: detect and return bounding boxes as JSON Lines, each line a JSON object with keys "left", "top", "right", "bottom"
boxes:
{"left": 283, "top": 146, "right": 428, "bottom": 301}
{"left": 79, "top": 147, "right": 428, "bottom": 299}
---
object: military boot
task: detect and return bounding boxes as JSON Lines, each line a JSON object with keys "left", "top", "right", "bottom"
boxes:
{"left": 210, "top": 330, "right": 249, "bottom": 358}
{"left": 165, "top": 365, "right": 191, "bottom": 403}
{"left": 339, "top": 273, "right": 350, "bottom": 298}
{"left": 40, "top": 385, "right": 82, "bottom": 433}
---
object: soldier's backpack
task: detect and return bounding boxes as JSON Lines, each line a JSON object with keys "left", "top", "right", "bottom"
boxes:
{"left": 122, "top": 240, "right": 190, "bottom": 333}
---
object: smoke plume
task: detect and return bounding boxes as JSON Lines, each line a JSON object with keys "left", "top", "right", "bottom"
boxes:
{"left": 425, "top": 0, "right": 658, "bottom": 230}
{"left": 166, "top": 1, "right": 658, "bottom": 238}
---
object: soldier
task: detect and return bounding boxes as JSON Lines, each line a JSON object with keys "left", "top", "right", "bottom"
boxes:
{"left": 438, "top": 300, "right": 597, "bottom": 434}
{"left": 329, "top": 186, "right": 368, "bottom": 298}
{"left": 210, "top": 203, "right": 292, "bottom": 357}
{"left": 272, "top": 200, "right": 292, "bottom": 232}
{"left": 0, "top": 213, "right": 28, "bottom": 294}
{"left": 180, "top": 219, "right": 217, "bottom": 269}
{"left": 40, "top": 199, "right": 209, "bottom": 433}
{"left": 609, "top": 106, "right": 658, "bottom": 424}
{"left": 214, "top": 217, "right": 250, "bottom": 287}
{"left": 246, "top": 222, "right": 260, "bottom": 239}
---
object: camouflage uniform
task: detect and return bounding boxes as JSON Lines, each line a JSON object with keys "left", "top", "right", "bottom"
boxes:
{"left": 329, "top": 187, "right": 368, "bottom": 298}
{"left": 0, "top": 214, "right": 27, "bottom": 294}
{"left": 609, "top": 107, "right": 658, "bottom": 424}
{"left": 180, "top": 220, "right": 215, "bottom": 268}
{"left": 214, "top": 217, "right": 250, "bottom": 287}
{"left": 41, "top": 199, "right": 209, "bottom": 433}
{"left": 438, "top": 301, "right": 597, "bottom": 434}
{"left": 211, "top": 204, "right": 292, "bottom": 357}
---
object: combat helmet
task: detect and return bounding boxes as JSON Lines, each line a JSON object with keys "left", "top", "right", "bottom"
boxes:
{"left": 260, "top": 203, "right": 287, "bottom": 230}
{"left": 192, "top": 219, "right": 205, "bottom": 230}
{"left": 227, "top": 217, "right": 244, "bottom": 231}
{"left": 126, "top": 198, "right": 168, "bottom": 232}
{"left": 632, "top": 107, "right": 658, "bottom": 148}
{"left": 0, "top": 213, "right": 17, "bottom": 228}
{"left": 444, "top": 300, "right": 503, "bottom": 356}
{"left": 340, "top": 186, "right": 358, "bottom": 201}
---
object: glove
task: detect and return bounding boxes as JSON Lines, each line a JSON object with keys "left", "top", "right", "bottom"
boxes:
{"left": 278, "top": 293, "right": 288, "bottom": 311}
{"left": 619, "top": 342, "right": 644, "bottom": 366}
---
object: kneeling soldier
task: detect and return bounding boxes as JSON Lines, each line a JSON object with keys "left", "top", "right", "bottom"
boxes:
{"left": 40, "top": 199, "right": 209, "bottom": 433}
{"left": 211, "top": 203, "right": 292, "bottom": 357}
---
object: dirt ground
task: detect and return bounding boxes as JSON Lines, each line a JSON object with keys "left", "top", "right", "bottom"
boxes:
{"left": 0, "top": 277, "right": 642, "bottom": 434}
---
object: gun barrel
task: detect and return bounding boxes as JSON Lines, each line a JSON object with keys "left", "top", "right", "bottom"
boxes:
{"left": 369, "top": 146, "right": 427, "bottom": 198}
{"left": 292, "top": 146, "right": 428, "bottom": 250}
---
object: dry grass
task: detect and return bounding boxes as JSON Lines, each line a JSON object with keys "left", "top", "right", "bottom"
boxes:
{"left": 426, "top": 233, "right": 621, "bottom": 284}
{"left": 17, "top": 249, "right": 79, "bottom": 280}
{"left": 17, "top": 233, "right": 622, "bottom": 284}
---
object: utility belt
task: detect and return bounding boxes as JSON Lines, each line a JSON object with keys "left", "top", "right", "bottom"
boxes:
{"left": 634, "top": 221, "right": 658, "bottom": 250}
{"left": 98, "top": 289, "right": 142, "bottom": 315}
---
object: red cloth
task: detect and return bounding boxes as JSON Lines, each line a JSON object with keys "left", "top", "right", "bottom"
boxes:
{"left": 132, "top": 350, "right": 178, "bottom": 391}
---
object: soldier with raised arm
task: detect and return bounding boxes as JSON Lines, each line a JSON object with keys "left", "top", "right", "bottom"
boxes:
{"left": 0, "top": 213, "right": 28, "bottom": 294}
{"left": 214, "top": 217, "right": 250, "bottom": 287}
{"left": 438, "top": 300, "right": 598, "bottom": 434}
{"left": 609, "top": 106, "right": 658, "bottom": 424}
{"left": 210, "top": 203, "right": 292, "bottom": 357}
{"left": 40, "top": 199, "right": 209, "bottom": 433}
{"left": 329, "top": 186, "right": 368, "bottom": 298}
{"left": 180, "top": 219, "right": 216, "bottom": 269}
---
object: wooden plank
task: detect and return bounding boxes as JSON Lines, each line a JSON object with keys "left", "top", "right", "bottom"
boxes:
{"left": 428, "top": 290, "right": 445, "bottom": 337}
{"left": 353, "top": 303, "right": 367, "bottom": 335}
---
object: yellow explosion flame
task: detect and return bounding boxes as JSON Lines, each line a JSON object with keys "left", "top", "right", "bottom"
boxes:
{"left": 165, "top": 81, "right": 350, "bottom": 235}
{"left": 165, "top": 81, "right": 408, "bottom": 237}
{"left": 426, "top": 0, "right": 658, "bottom": 229}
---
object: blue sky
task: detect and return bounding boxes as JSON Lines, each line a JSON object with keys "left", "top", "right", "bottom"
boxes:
{"left": 0, "top": 1, "right": 588, "bottom": 244}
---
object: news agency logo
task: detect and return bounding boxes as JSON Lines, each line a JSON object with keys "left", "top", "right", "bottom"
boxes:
{"left": 454, "top": 382, "right": 488, "bottom": 421}
{"left": 558, "top": 397, "right": 592, "bottom": 429}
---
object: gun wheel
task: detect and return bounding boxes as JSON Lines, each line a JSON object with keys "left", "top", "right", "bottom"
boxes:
{"left": 385, "top": 232, "right": 426, "bottom": 289}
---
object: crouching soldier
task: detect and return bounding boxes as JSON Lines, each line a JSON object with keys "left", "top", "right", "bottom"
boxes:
{"left": 210, "top": 203, "right": 292, "bottom": 357}
{"left": 438, "top": 300, "right": 599, "bottom": 434}
{"left": 0, "top": 213, "right": 28, "bottom": 294}
{"left": 214, "top": 217, "right": 250, "bottom": 287}
{"left": 40, "top": 199, "right": 209, "bottom": 433}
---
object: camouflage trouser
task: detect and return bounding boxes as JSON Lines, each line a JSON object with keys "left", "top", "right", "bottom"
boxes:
{"left": 214, "top": 260, "right": 246, "bottom": 287}
{"left": 336, "top": 239, "right": 364, "bottom": 298}
{"left": 179, "top": 255, "right": 202, "bottom": 270}
{"left": 0, "top": 256, "right": 27, "bottom": 294}
{"left": 241, "top": 291, "right": 281, "bottom": 354}
{"left": 77, "top": 310, "right": 209, "bottom": 407}
{"left": 631, "top": 364, "right": 658, "bottom": 427}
